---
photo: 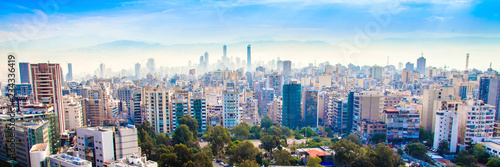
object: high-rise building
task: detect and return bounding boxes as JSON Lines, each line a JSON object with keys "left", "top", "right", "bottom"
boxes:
{"left": 172, "top": 95, "right": 189, "bottom": 131}
{"left": 147, "top": 58, "right": 155, "bottom": 74}
{"left": 458, "top": 100, "right": 495, "bottom": 145}
{"left": 67, "top": 63, "right": 73, "bottom": 81}
{"left": 433, "top": 110, "right": 459, "bottom": 153}
{"left": 383, "top": 108, "right": 420, "bottom": 141}
{"left": 76, "top": 127, "right": 115, "bottom": 166}
{"left": 283, "top": 60, "right": 292, "bottom": 76}
{"left": 353, "top": 93, "right": 384, "bottom": 133}
{"left": 282, "top": 80, "right": 302, "bottom": 130}
{"left": 422, "top": 86, "right": 457, "bottom": 132}
{"left": 204, "top": 52, "right": 209, "bottom": 70}
{"left": 145, "top": 88, "right": 172, "bottom": 134}
{"left": 417, "top": 56, "right": 426, "bottom": 75}
{"left": 63, "top": 94, "right": 83, "bottom": 131}
{"left": 223, "top": 88, "right": 240, "bottom": 129}
{"left": 100, "top": 63, "right": 106, "bottom": 78}
{"left": 135, "top": 63, "right": 141, "bottom": 79}
{"left": 15, "top": 83, "right": 32, "bottom": 97}
{"left": 30, "top": 63, "right": 65, "bottom": 132}
{"left": 129, "top": 88, "right": 144, "bottom": 124}
{"left": 405, "top": 62, "right": 414, "bottom": 71}
{"left": 247, "top": 44, "right": 251, "bottom": 72}
{"left": 190, "top": 93, "right": 207, "bottom": 134}
{"left": 258, "top": 88, "right": 275, "bottom": 116}
{"left": 82, "top": 98, "right": 105, "bottom": 127}
{"left": 223, "top": 45, "right": 228, "bottom": 68}
{"left": 370, "top": 65, "right": 383, "bottom": 80}
{"left": 265, "top": 74, "right": 284, "bottom": 96}
{"left": 19, "top": 62, "right": 30, "bottom": 84}
{"left": 479, "top": 77, "right": 500, "bottom": 120}
{"left": 303, "top": 91, "right": 318, "bottom": 128}
{"left": 29, "top": 143, "right": 50, "bottom": 167}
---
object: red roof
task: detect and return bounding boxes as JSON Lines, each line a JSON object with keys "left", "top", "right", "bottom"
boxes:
{"left": 306, "top": 150, "right": 328, "bottom": 158}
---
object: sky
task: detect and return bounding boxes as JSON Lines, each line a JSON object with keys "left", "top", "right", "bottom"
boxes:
{"left": 0, "top": 0, "right": 499, "bottom": 81}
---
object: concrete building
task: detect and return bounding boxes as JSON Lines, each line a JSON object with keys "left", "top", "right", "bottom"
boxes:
{"left": 19, "top": 62, "right": 30, "bottom": 84}
{"left": 258, "top": 88, "right": 275, "bottom": 116}
{"left": 303, "top": 91, "right": 319, "bottom": 128}
{"left": 30, "top": 63, "right": 65, "bottom": 133}
{"left": 29, "top": 143, "right": 50, "bottom": 167}
{"left": 145, "top": 87, "right": 172, "bottom": 134}
{"left": 63, "top": 94, "right": 84, "bottom": 131}
{"left": 106, "top": 154, "right": 157, "bottom": 167}
{"left": 82, "top": 98, "right": 106, "bottom": 127}
{"left": 135, "top": 63, "right": 141, "bottom": 79}
{"left": 247, "top": 44, "right": 251, "bottom": 72}
{"left": 267, "top": 97, "right": 282, "bottom": 126}
{"left": 383, "top": 108, "right": 420, "bottom": 141}
{"left": 421, "top": 86, "right": 456, "bottom": 132}
{"left": 357, "top": 120, "right": 387, "bottom": 142}
{"left": 479, "top": 77, "right": 500, "bottom": 120}
{"left": 458, "top": 100, "right": 495, "bottom": 145}
{"left": 417, "top": 56, "right": 426, "bottom": 75}
{"left": 266, "top": 74, "right": 284, "bottom": 96}
{"left": 283, "top": 60, "right": 292, "bottom": 77}
{"left": 353, "top": 93, "right": 384, "bottom": 132}
{"left": 190, "top": 93, "right": 207, "bottom": 134}
{"left": 114, "top": 125, "right": 141, "bottom": 159}
{"left": 172, "top": 94, "right": 189, "bottom": 131}
{"left": 433, "top": 110, "right": 459, "bottom": 153}
{"left": 370, "top": 66, "right": 383, "bottom": 80}
{"left": 49, "top": 153, "right": 92, "bottom": 167}
{"left": 77, "top": 127, "right": 115, "bottom": 167}
{"left": 223, "top": 88, "right": 240, "bottom": 129}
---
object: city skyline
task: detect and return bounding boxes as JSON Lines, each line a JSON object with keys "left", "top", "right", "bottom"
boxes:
{"left": 0, "top": 0, "right": 499, "bottom": 82}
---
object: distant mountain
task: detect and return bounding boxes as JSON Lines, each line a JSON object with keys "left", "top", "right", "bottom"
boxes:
{"left": 71, "top": 40, "right": 165, "bottom": 52}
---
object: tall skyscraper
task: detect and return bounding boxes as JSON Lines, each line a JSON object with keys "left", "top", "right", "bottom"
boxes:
{"left": 303, "top": 90, "right": 318, "bottom": 128}
{"left": 145, "top": 88, "right": 172, "bottom": 134}
{"left": 223, "top": 88, "right": 240, "bottom": 129}
{"left": 247, "top": 44, "right": 251, "bottom": 72}
{"left": 147, "top": 58, "right": 155, "bottom": 74}
{"left": 223, "top": 45, "right": 227, "bottom": 68}
{"left": 30, "top": 63, "right": 64, "bottom": 132}
{"left": 479, "top": 77, "right": 500, "bottom": 120}
{"left": 66, "top": 63, "right": 73, "bottom": 81}
{"left": 266, "top": 74, "right": 285, "bottom": 96}
{"left": 135, "top": 63, "right": 141, "bottom": 79}
{"left": 204, "top": 52, "right": 209, "bottom": 70}
{"left": 417, "top": 56, "right": 426, "bottom": 75}
{"left": 282, "top": 80, "right": 302, "bottom": 129}
{"left": 283, "top": 60, "right": 291, "bottom": 76}
{"left": 19, "top": 62, "right": 30, "bottom": 83}
{"left": 190, "top": 93, "right": 207, "bottom": 134}
{"left": 370, "top": 65, "right": 383, "bottom": 80}
{"left": 100, "top": 63, "right": 106, "bottom": 78}
{"left": 405, "top": 62, "right": 414, "bottom": 71}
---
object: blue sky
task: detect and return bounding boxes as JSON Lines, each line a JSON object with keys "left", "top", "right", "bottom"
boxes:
{"left": 0, "top": 0, "right": 499, "bottom": 77}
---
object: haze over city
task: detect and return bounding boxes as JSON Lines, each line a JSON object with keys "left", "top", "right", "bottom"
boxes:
{"left": 1, "top": 0, "right": 500, "bottom": 82}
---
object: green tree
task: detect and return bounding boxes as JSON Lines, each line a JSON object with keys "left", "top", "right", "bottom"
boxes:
{"left": 268, "top": 126, "right": 283, "bottom": 137}
{"left": 330, "top": 140, "right": 362, "bottom": 167}
{"left": 404, "top": 142, "right": 427, "bottom": 157}
{"left": 209, "top": 126, "right": 231, "bottom": 157}
{"left": 239, "top": 160, "right": 260, "bottom": 167}
{"left": 352, "top": 155, "right": 375, "bottom": 167}
{"left": 312, "top": 137, "right": 322, "bottom": 143}
{"left": 371, "top": 133, "right": 386, "bottom": 144}
{"left": 437, "top": 140, "right": 449, "bottom": 156}
{"left": 172, "top": 124, "right": 194, "bottom": 145}
{"left": 156, "top": 133, "right": 170, "bottom": 146}
{"left": 201, "top": 145, "right": 213, "bottom": 159}
{"left": 452, "top": 150, "right": 477, "bottom": 167}
{"left": 178, "top": 115, "right": 199, "bottom": 139}
{"left": 228, "top": 140, "right": 259, "bottom": 164}
{"left": 273, "top": 149, "right": 293, "bottom": 165}
{"left": 250, "top": 125, "right": 262, "bottom": 139}
{"left": 371, "top": 143, "right": 396, "bottom": 167}
{"left": 261, "top": 116, "right": 273, "bottom": 130}
{"left": 324, "top": 127, "right": 334, "bottom": 137}
{"left": 419, "top": 126, "right": 433, "bottom": 146}
{"left": 487, "top": 157, "right": 500, "bottom": 167}
{"left": 139, "top": 129, "right": 155, "bottom": 156}
{"left": 300, "top": 126, "right": 319, "bottom": 138}
{"left": 192, "top": 152, "right": 213, "bottom": 167}
{"left": 473, "top": 144, "right": 490, "bottom": 164}
{"left": 260, "top": 134, "right": 283, "bottom": 156}
{"left": 280, "top": 126, "right": 292, "bottom": 137}
{"left": 231, "top": 122, "right": 251, "bottom": 140}
{"left": 346, "top": 134, "right": 362, "bottom": 146}
{"left": 307, "top": 156, "right": 322, "bottom": 167}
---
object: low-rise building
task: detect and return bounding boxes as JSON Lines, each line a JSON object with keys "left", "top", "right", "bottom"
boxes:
{"left": 49, "top": 153, "right": 92, "bottom": 167}
{"left": 383, "top": 108, "right": 420, "bottom": 142}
